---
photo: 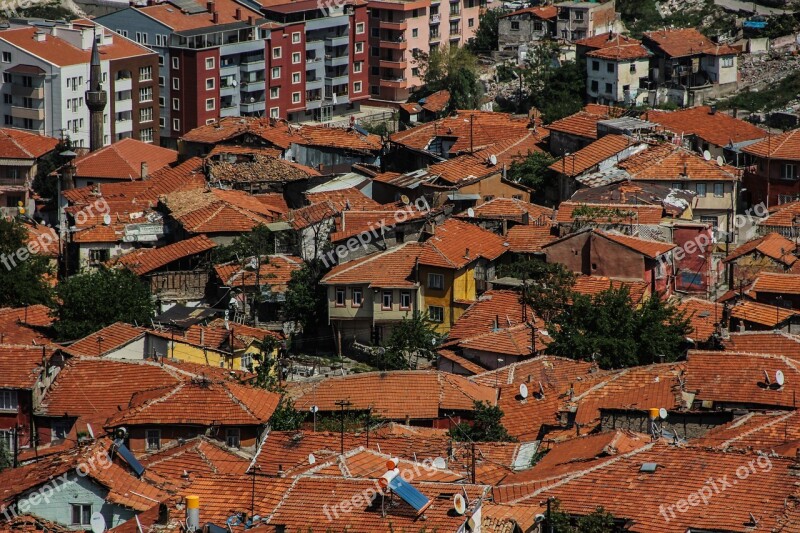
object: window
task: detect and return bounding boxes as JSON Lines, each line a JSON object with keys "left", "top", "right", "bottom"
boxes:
{"left": 721, "top": 56, "right": 734, "bottom": 68}
{"left": 412, "top": 28, "right": 419, "bottom": 38}
{"left": 412, "top": 67, "right": 419, "bottom": 77}
{"left": 0, "top": 390, "right": 17, "bottom": 411}
{"left": 172, "top": 56, "right": 179, "bottom": 69}
{"left": 240, "top": 355, "right": 252, "bottom": 372}
{"left": 353, "top": 81, "right": 362, "bottom": 93}
{"left": 335, "top": 287, "right": 346, "bottom": 306}
{"left": 270, "top": 107, "right": 279, "bottom": 118}
{"left": 292, "top": 72, "right": 301, "bottom": 84}
{"left": 172, "top": 77, "right": 180, "bottom": 90}
{"left": 172, "top": 98, "right": 180, "bottom": 110}
{"left": 604, "top": 82, "right": 612, "bottom": 94}
{"left": 205, "top": 98, "right": 215, "bottom": 111}
{"left": 630, "top": 62, "right": 637, "bottom": 73}
{"left": 533, "top": 20, "right": 543, "bottom": 31}
{"left": 139, "top": 107, "right": 153, "bottom": 122}
{"left": 206, "top": 78, "right": 215, "bottom": 90}
{"left": 270, "top": 87, "right": 279, "bottom": 99}
{"left": 3, "top": 115, "right": 10, "bottom": 126}
{"left": 139, "top": 66, "right": 152, "bottom": 81}
{"left": 590, "top": 80, "right": 598, "bottom": 92}
{"left": 146, "top": 429, "right": 161, "bottom": 451}
{"left": 158, "top": 76, "right": 165, "bottom": 87}
{"left": 158, "top": 55, "right": 164, "bottom": 66}
{"left": 591, "top": 60, "right": 599, "bottom": 71}
{"left": 51, "top": 420, "right": 69, "bottom": 441}
{"left": 400, "top": 291, "right": 411, "bottom": 310}
{"left": 159, "top": 117, "right": 166, "bottom": 128}
{"left": 428, "top": 306, "right": 444, "bottom": 322}
{"left": 783, "top": 163, "right": 798, "bottom": 180}
{"left": 355, "top": 42, "right": 364, "bottom": 54}
{"left": 71, "top": 504, "right": 91, "bottom": 526}
{"left": 273, "top": 46, "right": 282, "bottom": 59}
{"left": 140, "top": 128, "right": 153, "bottom": 143}
{"left": 468, "top": 18, "right": 474, "bottom": 27}
{"left": 696, "top": 183, "right": 707, "bottom": 197}
{"left": 2, "top": 73, "right": 9, "bottom": 82}
{"left": 292, "top": 51, "right": 301, "bottom": 64}
{"left": 352, "top": 288, "right": 363, "bottom": 307}
{"left": 173, "top": 118, "right": 180, "bottom": 131}
{"left": 205, "top": 57, "right": 215, "bottom": 70}
{"left": 356, "top": 22, "right": 365, "bottom": 34}
{"left": 371, "top": 46, "right": 380, "bottom": 57}
{"left": 226, "top": 428, "right": 241, "bottom": 448}
{"left": 700, "top": 215, "right": 719, "bottom": 230}
{"left": 292, "top": 92, "right": 301, "bottom": 103}
{"left": 428, "top": 273, "right": 444, "bottom": 290}
{"left": 606, "top": 62, "right": 614, "bottom": 73}
{"left": 574, "top": 10, "right": 583, "bottom": 20}
{"left": 714, "top": 183, "right": 724, "bottom": 197}
{"left": 354, "top": 61, "right": 362, "bottom": 73}
{"left": 2, "top": 93, "right": 10, "bottom": 104}
{"left": 382, "top": 291, "right": 393, "bottom": 310}
{"left": 292, "top": 32, "right": 301, "bottom": 43}
{"left": 138, "top": 87, "right": 153, "bottom": 102}
{"left": 2, "top": 51, "right": 11, "bottom": 63}
{"left": 510, "top": 21, "right": 520, "bottom": 30}
{"left": 272, "top": 67, "right": 281, "bottom": 79}
{"left": 0, "top": 429, "right": 13, "bottom": 452}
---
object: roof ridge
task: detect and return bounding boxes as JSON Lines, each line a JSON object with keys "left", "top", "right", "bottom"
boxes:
{"left": 718, "top": 411, "right": 796, "bottom": 449}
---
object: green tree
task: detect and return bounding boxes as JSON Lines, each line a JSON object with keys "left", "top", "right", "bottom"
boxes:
{"left": 449, "top": 400, "right": 516, "bottom": 442}
{"left": 547, "top": 287, "right": 690, "bottom": 369}
{"left": 283, "top": 259, "right": 328, "bottom": 334}
{"left": 53, "top": 268, "right": 155, "bottom": 340}
{"left": 0, "top": 218, "right": 54, "bottom": 307}
{"left": 508, "top": 151, "right": 556, "bottom": 190}
{"left": 523, "top": 42, "right": 585, "bottom": 123}
{"left": 31, "top": 138, "right": 75, "bottom": 207}
{"left": 212, "top": 223, "right": 275, "bottom": 264}
{"left": 546, "top": 499, "right": 619, "bottom": 532}
{"left": 269, "top": 396, "right": 305, "bottom": 431}
{"left": 380, "top": 311, "right": 439, "bottom": 370}
{"left": 415, "top": 45, "right": 483, "bottom": 112}
{"left": 498, "top": 259, "right": 575, "bottom": 324}
{"left": 468, "top": 9, "right": 502, "bottom": 53}
{"left": 0, "top": 440, "right": 12, "bottom": 471}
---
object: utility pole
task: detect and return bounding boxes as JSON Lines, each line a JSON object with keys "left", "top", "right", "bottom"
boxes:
{"left": 335, "top": 399, "right": 352, "bottom": 454}
{"left": 470, "top": 441, "right": 476, "bottom": 484}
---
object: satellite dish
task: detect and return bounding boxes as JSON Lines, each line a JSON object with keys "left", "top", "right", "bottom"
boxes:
{"left": 453, "top": 493, "right": 466, "bottom": 515}
{"left": 103, "top": 214, "right": 112, "bottom": 225}
{"left": 467, "top": 207, "right": 475, "bottom": 218}
{"left": 308, "top": 453, "right": 316, "bottom": 465}
{"left": 400, "top": 194, "right": 410, "bottom": 205}
{"left": 659, "top": 408, "right": 668, "bottom": 420}
{"left": 776, "top": 370, "right": 785, "bottom": 386}
{"left": 90, "top": 512, "right": 106, "bottom": 533}
{"left": 488, "top": 154, "right": 498, "bottom": 166}
{"left": 87, "top": 424, "right": 95, "bottom": 440}
{"left": 432, "top": 457, "right": 447, "bottom": 469}
{"left": 703, "top": 150, "right": 712, "bottom": 161}
{"left": 310, "top": 405, "right": 318, "bottom": 413}
{"left": 519, "top": 383, "right": 529, "bottom": 399}
{"left": 716, "top": 156, "right": 724, "bottom": 166}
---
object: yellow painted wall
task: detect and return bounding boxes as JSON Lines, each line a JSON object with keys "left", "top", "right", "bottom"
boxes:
{"left": 418, "top": 265, "right": 480, "bottom": 334}
{"left": 459, "top": 173, "right": 531, "bottom": 204}
{"left": 168, "top": 341, "right": 278, "bottom": 372}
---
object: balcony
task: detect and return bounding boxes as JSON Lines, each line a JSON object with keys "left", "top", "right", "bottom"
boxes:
{"left": 306, "top": 77, "right": 324, "bottom": 90}
{"left": 240, "top": 100, "right": 265, "bottom": 113}
{"left": 240, "top": 80, "right": 265, "bottom": 92}
{"left": 115, "top": 118, "right": 133, "bottom": 133}
{"left": 380, "top": 38, "right": 407, "bottom": 50}
{"left": 325, "top": 34, "right": 350, "bottom": 47}
{"left": 0, "top": 177, "right": 26, "bottom": 187}
{"left": 113, "top": 78, "right": 132, "bottom": 92}
{"left": 430, "top": 14, "right": 441, "bottom": 24}
{"left": 325, "top": 54, "right": 350, "bottom": 67}
{"left": 240, "top": 60, "right": 265, "bottom": 72}
{"left": 10, "top": 85, "right": 44, "bottom": 99}
{"left": 114, "top": 98, "right": 133, "bottom": 113}
{"left": 378, "top": 20, "right": 407, "bottom": 31}
{"left": 11, "top": 106, "right": 44, "bottom": 120}
{"left": 380, "top": 78, "right": 407, "bottom": 88}
{"left": 325, "top": 75, "right": 349, "bottom": 86}
{"left": 380, "top": 59, "right": 407, "bottom": 69}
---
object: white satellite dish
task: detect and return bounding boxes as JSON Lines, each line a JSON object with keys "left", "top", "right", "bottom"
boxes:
{"left": 102, "top": 213, "right": 112, "bottom": 226}
{"left": 310, "top": 405, "right": 318, "bottom": 413}
{"left": 466, "top": 207, "right": 475, "bottom": 218}
{"left": 519, "top": 383, "right": 529, "bottom": 399}
{"left": 87, "top": 424, "right": 95, "bottom": 440}
{"left": 400, "top": 194, "right": 410, "bottom": 205}
{"left": 703, "top": 150, "right": 712, "bottom": 161}
{"left": 716, "top": 155, "right": 724, "bottom": 167}
{"left": 308, "top": 453, "right": 316, "bottom": 465}
{"left": 488, "top": 154, "right": 498, "bottom": 166}
{"left": 776, "top": 370, "right": 785, "bottom": 386}
{"left": 432, "top": 457, "right": 447, "bottom": 469}
{"left": 453, "top": 493, "right": 466, "bottom": 515}
{"left": 659, "top": 408, "right": 668, "bottom": 420}
{"left": 90, "top": 512, "right": 106, "bottom": 533}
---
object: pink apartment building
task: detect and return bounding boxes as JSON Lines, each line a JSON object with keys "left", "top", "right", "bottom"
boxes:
{"left": 367, "top": 0, "right": 481, "bottom": 102}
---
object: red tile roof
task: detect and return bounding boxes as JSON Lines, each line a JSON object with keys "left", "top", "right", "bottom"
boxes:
{"left": 644, "top": 27, "right": 739, "bottom": 58}
{"left": 321, "top": 241, "right": 449, "bottom": 287}
{"left": 304, "top": 446, "right": 464, "bottom": 482}
{"left": 646, "top": 107, "right": 766, "bottom": 148}
{"left": 180, "top": 117, "right": 296, "bottom": 149}
{"left": 723, "top": 232, "right": 798, "bottom": 266}
{"left": 448, "top": 290, "right": 534, "bottom": 341}
{"left": 0, "top": 128, "right": 58, "bottom": 159}
{"left": 505, "top": 224, "right": 557, "bottom": 253}
{"left": 112, "top": 235, "right": 216, "bottom": 276}
{"left": 305, "top": 187, "right": 382, "bottom": 211}
{"left": 295, "top": 125, "right": 382, "bottom": 153}
{"left": 63, "top": 322, "right": 147, "bottom": 357}
{"left": 329, "top": 207, "right": 430, "bottom": 242}
{"left": 161, "top": 188, "right": 281, "bottom": 234}
{"left": 71, "top": 138, "right": 178, "bottom": 180}
{"left": 458, "top": 197, "right": 553, "bottom": 224}
{"left": 582, "top": 33, "right": 651, "bottom": 60}
{"left": 214, "top": 254, "right": 303, "bottom": 293}
{"left": 501, "top": 4, "right": 557, "bottom": 19}
{"left": 676, "top": 297, "right": 724, "bottom": 341}
{"left": 686, "top": 350, "right": 800, "bottom": 408}
{"left": 140, "top": 436, "right": 251, "bottom": 480}
{"left": 437, "top": 348, "right": 487, "bottom": 374}
{"left": 0, "top": 345, "right": 53, "bottom": 389}
{"left": 546, "top": 112, "right": 602, "bottom": 140}
{"left": 0, "top": 305, "right": 53, "bottom": 345}
{"left": 619, "top": 143, "right": 738, "bottom": 181}
{"left": 425, "top": 218, "right": 509, "bottom": 268}
{"left": 419, "top": 89, "right": 451, "bottom": 113}
{"left": 750, "top": 271, "right": 800, "bottom": 295}
{"left": 571, "top": 275, "right": 650, "bottom": 304}
{"left": 458, "top": 323, "right": 551, "bottom": 356}
{"left": 723, "top": 331, "right": 800, "bottom": 360}
{"left": 730, "top": 299, "right": 799, "bottom": 327}
{"left": 692, "top": 411, "right": 800, "bottom": 453}
{"left": 759, "top": 201, "right": 800, "bottom": 229}
{"left": 595, "top": 230, "right": 676, "bottom": 259}
{"left": 293, "top": 370, "right": 496, "bottom": 420}
{"left": 138, "top": 0, "right": 262, "bottom": 32}
{"left": 285, "top": 200, "right": 338, "bottom": 230}
{"left": 555, "top": 201, "right": 664, "bottom": 225}
{"left": 742, "top": 129, "right": 800, "bottom": 161}
{"left": 549, "top": 134, "right": 635, "bottom": 176}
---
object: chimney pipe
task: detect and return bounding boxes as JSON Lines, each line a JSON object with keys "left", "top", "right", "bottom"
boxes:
{"left": 212, "top": 11, "right": 219, "bottom": 23}
{"left": 709, "top": 105, "right": 717, "bottom": 115}
{"left": 206, "top": 0, "right": 214, "bottom": 12}
{"left": 248, "top": 15, "right": 255, "bottom": 25}
{"left": 235, "top": 7, "right": 241, "bottom": 19}
{"left": 140, "top": 161, "right": 148, "bottom": 180}
{"left": 185, "top": 495, "right": 200, "bottom": 531}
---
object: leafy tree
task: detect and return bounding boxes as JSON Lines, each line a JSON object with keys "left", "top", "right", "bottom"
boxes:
{"left": 0, "top": 440, "right": 12, "bottom": 471}
{"left": 547, "top": 287, "right": 690, "bottom": 369}
{"left": 498, "top": 259, "right": 575, "bottom": 325}
{"left": 468, "top": 9, "right": 502, "bottom": 53}
{"left": 380, "top": 311, "right": 439, "bottom": 370}
{"left": 523, "top": 42, "right": 585, "bottom": 123}
{"left": 251, "top": 335, "right": 282, "bottom": 389}
{"left": 53, "top": 268, "right": 155, "bottom": 340}
{"left": 269, "top": 396, "right": 305, "bottom": 431}
{"left": 212, "top": 224, "right": 275, "bottom": 264}
{"left": 0, "top": 218, "right": 54, "bottom": 307}
{"left": 547, "top": 499, "right": 620, "bottom": 532}
{"left": 414, "top": 45, "right": 483, "bottom": 112}
{"left": 449, "top": 400, "right": 516, "bottom": 442}
{"left": 283, "top": 259, "right": 328, "bottom": 334}
{"left": 17, "top": 1, "right": 74, "bottom": 20}
{"left": 508, "top": 151, "right": 556, "bottom": 190}
{"left": 31, "top": 138, "right": 74, "bottom": 207}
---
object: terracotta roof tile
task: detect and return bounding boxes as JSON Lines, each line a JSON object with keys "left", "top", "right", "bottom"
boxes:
{"left": 730, "top": 299, "right": 799, "bottom": 327}
{"left": 208, "top": 156, "right": 318, "bottom": 185}
{"left": 505, "top": 224, "right": 557, "bottom": 253}
{"left": 742, "top": 129, "right": 800, "bottom": 161}
{"left": 692, "top": 411, "right": 800, "bottom": 452}
{"left": 458, "top": 323, "right": 551, "bottom": 356}
{"left": 329, "top": 207, "right": 429, "bottom": 242}
{"left": 425, "top": 218, "right": 509, "bottom": 268}
{"left": 595, "top": 230, "right": 676, "bottom": 259}
{"left": 646, "top": 107, "right": 766, "bottom": 148}
{"left": 437, "top": 348, "right": 487, "bottom": 374}
{"left": 207, "top": 143, "right": 283, "bottom": 159}
{"left": 549, "top": 134, "right": 635, "bottom": 176}
{"left": 294, "top": 370, "right": 496, "bottom": 420}
{"left": 457, "top": 197, "right": 553, "bottom": 224}
{"left": 448, "top": 290, "right": 534, "bottom": 341}
{"left": 676, "top": 297, "right": 724, "bottom": 341}
{"left": 644, "top": 28, "right": 739, "bottom": 58}
{"left": 750, "top": 271, "right": 800, "bottom": 295}
{"left": 138, "top": 0, "right": 262, "bottom": 32}
{"left": 140, "top": 436, "right": 251, "bottom": 480}
{"left": 585, "top": 35, "right": 651, "bottom": 60}
{"left": 295, "top": 125, "right": 382, "bottom": 153}
{"left": 500, "top": 4, "right": 557, "bottom": 19}
{"left": 305, "top": 187, "right": 382, "bottom": 211}
{"left": 546, "top": 112, "right": 602, "bottom": 140}
{"left": 214, "top": 254, "right": 303, "bottom": 293}
{"left": 112, "top": 235, "right": 216, "bottom": 276}
{"left": 723, "top": 232, "right": 798, "bottom": 265}
{"left": 0, "top": 345, "right": 53, "bottom": 389}
{"left": 572, "top": 275, "right": 650, "bottom": 304}
{"left": 555, "top": 201, "right": 664, "bottom": 225}
{"left": 161, "top": 188, "right": 280, "bottom": 234}
{"left": 0, "top": 305, "right": 53, "bottom": 345}
{"left": 285, "top": 200, "right": 338, "bottom": 230}
{"left": 619, "top": 143, "right": 738, "bottom": 181}
{"left": 0, "top": 128, "right": 58, "bottom": 159}
{"left": 304, "top": 446, "right": 464, "bottom": 482}
{"left": 419, "top": 89, "right": 450, "bottom": 113}
{"left": 180, "top": 117, "right": 296, "bottom": 149}
{"left": 722, "top": 331, "right": 800, "bottom": 360}
{"left": 64, "top": 322, "right": 147, "bottom": 357}
{"left": 71, "top": 138, "right": 178, "bottom": 180}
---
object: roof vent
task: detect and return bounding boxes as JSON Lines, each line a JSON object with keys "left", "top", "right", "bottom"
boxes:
{"left": 34, "top": 30, "right": 46, "bottom": 42}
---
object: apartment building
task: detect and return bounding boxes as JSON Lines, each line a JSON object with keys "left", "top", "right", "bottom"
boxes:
{"left": 0, "top": 19, "right": 159, "bottom": 148}
{"left": 577, "top": 33, "right": 651, "bottom": 106}
{"left": 367, "top": 0, "right": 481, "bottom": 102}
{"left": 555, "top": 0, "right": 616, "bottom": 42}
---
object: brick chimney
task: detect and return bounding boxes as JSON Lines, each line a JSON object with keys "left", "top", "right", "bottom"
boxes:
{"left": 140, "top": 161, "right": 148, "bottom": 180}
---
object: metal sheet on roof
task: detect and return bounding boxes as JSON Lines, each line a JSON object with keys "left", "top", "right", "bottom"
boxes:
{"left": 167, "top": 0, "right": 206, "bottom": 14}
{"left": 576, "top": 168, "right": 631, "bottom": 188}
{"left": 447, "top": 192, "right": 481, "bottom": 200}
